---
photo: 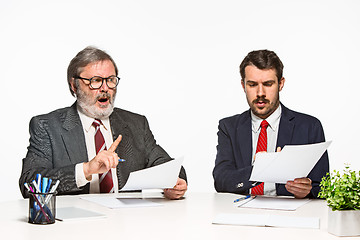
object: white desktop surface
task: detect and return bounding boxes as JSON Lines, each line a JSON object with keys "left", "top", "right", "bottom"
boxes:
{"left": 1, "top": 192, "right": 356, "bottom": 240}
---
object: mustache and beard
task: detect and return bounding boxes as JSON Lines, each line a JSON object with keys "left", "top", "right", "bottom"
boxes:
{"left": 76, "top": 87, "right": 116, "bottom": 119}
{"left": 248, "top": 93, "right": 280, "bottom": 119}
{"left": 252, "top": 96, "right": 270, "bottom": 107}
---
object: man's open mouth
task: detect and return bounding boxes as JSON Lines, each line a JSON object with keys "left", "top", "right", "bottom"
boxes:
{"left": 97, "top": 96, "right": 110, "bottom": 104}
{"left": 98, "top": 97, "right": 108, "bottom": 102}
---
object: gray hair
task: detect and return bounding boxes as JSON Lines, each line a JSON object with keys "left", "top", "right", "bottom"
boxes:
{"left": 67, "top": 46, "right": 118, "bottom": 96}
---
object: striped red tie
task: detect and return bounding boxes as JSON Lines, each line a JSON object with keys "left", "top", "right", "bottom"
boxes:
{"left": 251, "top": 120, "right": 269, "bottom": 195}
{"left": 92, "top": 119, "right": 114, "bottom": 193}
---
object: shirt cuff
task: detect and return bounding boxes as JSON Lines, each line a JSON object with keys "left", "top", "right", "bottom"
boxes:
{"left": 75, "top": 163, "right": 90, "bottom": 188}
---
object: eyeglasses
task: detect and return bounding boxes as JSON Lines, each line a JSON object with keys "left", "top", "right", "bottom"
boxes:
{"left": 76, "top": 75, "right": 120, "bottom": 89}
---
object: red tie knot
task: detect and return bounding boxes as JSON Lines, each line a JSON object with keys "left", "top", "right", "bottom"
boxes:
{"left": 261, "top": 120, "right": 269, "bottom": 129}
{"left": 92, "top": 119, "right": 102, "bottom": 128}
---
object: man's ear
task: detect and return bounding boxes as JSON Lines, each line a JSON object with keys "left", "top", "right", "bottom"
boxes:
{"left": 241, "top": 79, "right": 246, "bottom": 92}
{"left": 279, "top": 77, "right": 285, "bottom": 92}
{"left": 70, "top": 78, "right": 77, "bottom": 94}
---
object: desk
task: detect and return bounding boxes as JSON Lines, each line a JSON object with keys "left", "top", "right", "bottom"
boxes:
{"left": 1, "top": 192, "right": 356, "bottom": 239}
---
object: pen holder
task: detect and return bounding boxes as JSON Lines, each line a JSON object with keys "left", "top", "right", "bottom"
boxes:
{"left": 28, "top": 192, "right": 56, "bottom": 224}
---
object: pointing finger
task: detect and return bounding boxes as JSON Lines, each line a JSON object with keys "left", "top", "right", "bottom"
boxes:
{"left": 108, "top": 135, "right": 122, "bottom": 152}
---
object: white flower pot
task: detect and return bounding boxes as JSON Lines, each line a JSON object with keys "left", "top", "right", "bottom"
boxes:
{"left": 328, "top": 208, "right": 360, "bottom": 236}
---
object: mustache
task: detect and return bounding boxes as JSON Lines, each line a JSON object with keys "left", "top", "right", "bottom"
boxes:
{"left": 96, "top": 92, "right": 112, "bottom": 101}
{"left": 252, "top": 97, "right": 269, "bottom": 104}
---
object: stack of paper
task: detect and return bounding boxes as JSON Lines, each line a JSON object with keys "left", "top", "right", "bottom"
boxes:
{"left": 236, "top": 196, "right": 311, "bottom": 211}
{"left": 213, "top": 213, "right": 319, "bottom": 229}
{"left": 80, "top": 196, "right": 163, "bottom": 209}
{"left": 56, "top": 207, "right": 106, "bottom": 221}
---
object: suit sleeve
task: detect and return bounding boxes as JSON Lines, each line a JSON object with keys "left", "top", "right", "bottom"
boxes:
{"left": 213, "top": 119, "right": 253, "bottom": 194}
{"left": 143, "top": 117, "right": 187, "bottom": 182}
{"left": 276, "top": 119, "right": 329, "bottom": 198}
{"left": 19, "top": 117, "right": 86, "bottom": 198}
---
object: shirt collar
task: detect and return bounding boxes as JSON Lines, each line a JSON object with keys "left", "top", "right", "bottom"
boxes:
{"left": 77, "top": 106, "right": 110, "bottom": 133}
{"left": 251, "top": 104, "right": 282, "bottom": 133}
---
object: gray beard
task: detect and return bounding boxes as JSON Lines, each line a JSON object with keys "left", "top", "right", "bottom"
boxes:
{"left": 76, "top": 88, "right": 116, "bottom": 119}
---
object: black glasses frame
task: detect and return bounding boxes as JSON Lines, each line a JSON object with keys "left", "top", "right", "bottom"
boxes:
{"left": 76, "top": 75, "right": 120, "bottom": 89}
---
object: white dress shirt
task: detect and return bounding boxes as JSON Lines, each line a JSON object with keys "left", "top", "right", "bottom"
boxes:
{"left": 75, "top": 109, "right": 119, "bottom": 193}
{"left": 251, "top": 105, "right": 282, "bottom": 196}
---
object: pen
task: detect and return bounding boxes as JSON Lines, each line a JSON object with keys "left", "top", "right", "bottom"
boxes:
{"left": 46, "top": 178, "right": 52, "bottom": 193}
{"left": 32, "top": 179, "right": 47, "bottom": 205}
{"left": 45, "top": 180, "right": 60, "bottom": 204}
{"left": 36, "top": 174, "right": 42, "bottom": 192}
{"left": 32, "top": 180, "right": 41, "bottom": 193}
{"left": 49, "top": 180, "right": 60, "bottom": 194}
{"left": 26, "top": 182, "right": 51, "bottom": 223}
{"left": 24, "top": 183, "right": 32, "bottom": 192}
{"left": 234, "top": 195, "right": 251, "bottom": 203}
{"left": 33, "top": 195, "right": 51, "bottom": 223}
{"left": 237, "top": 195, "right": 257, "bottom": 207}
{"left": 118, "top": 159, "right": 126, "bottom": 162}
{"left": 36, "top": 179, "right": 57, "bottom": 222}
{"left": 42, "top": 177, "right": 48, "bottom": 193}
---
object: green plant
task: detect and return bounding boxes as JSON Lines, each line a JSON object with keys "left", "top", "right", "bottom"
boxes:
{"left": 318, "top": 165, "right": 360, "bottom": 211}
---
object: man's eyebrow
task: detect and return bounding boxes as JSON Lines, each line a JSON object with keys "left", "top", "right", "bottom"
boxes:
{"left": 263, "top": 80, "right": 276, "bottom": 83}
{"left": 246, "top": 80, "right": 257, "bottom": 84}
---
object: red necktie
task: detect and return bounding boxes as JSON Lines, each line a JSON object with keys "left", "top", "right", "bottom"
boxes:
{"left": 251, "top": 120, "right": 269, "bottom": 195}
{"left": 92, "top": 119, "right": 114, "bottom": 193}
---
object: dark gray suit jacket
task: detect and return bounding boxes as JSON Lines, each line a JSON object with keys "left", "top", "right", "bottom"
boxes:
{"left": 19, "top": 102, "right": 186, "bottom": 198}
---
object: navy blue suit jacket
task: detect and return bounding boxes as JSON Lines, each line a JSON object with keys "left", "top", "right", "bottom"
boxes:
{"left": 213, "top": 104, "right": 329, "bottom": 198}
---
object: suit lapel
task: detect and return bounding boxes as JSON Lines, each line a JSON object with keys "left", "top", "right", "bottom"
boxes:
{"left": 109, "top": 109, "right": 132, "bottom": 188}
{"left": 277, "top": 104, "right": 295, "bottom": 148}
{"left": 61, "top": 103, "right": 88, "bottom": 164}
{"left": 109, "top": 109, "right": 130, "bottom": 156}
{"left": 237, "top": 110, "right": 253, "bottom": 166}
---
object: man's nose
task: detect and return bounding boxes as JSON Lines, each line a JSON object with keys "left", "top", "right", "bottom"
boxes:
{"left": 99, "top": 79, "right": 109, "bottom": 92}
{"left": 257, "top": 84, "right": 265, "bottom": 97}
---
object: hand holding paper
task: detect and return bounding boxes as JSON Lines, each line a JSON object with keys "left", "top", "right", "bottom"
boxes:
{"left": 163, "top": 178, "right": 187, "bottom": 200}
{"left": 285, "top": 177, "right": 313, "bottom": 198}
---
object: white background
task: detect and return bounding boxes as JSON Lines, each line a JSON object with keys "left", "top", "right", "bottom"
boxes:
{"left": 1, "top": 0, "right": 359, "bottom": 201}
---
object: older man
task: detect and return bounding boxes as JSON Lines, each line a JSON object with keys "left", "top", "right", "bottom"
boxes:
{"left": 19, "top": 46, "right": 187, "bottom": 199}
{"left": 213, "top": 49, "right": 329, "bottom": 198}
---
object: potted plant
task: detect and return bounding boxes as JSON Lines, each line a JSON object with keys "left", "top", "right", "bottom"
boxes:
{"left": 318, "top": 165, "right": 360, "bottom": 236}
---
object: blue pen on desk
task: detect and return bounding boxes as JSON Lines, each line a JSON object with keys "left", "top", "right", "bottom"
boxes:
{"left": 237, "top": 195, "right": 257, "bottom": 208}
{"left": 234, "top": 195, "right": 251, "bottom": 203}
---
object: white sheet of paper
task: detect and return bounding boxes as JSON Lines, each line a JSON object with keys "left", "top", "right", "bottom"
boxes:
{"left": 213, "top": 213, "right": 319, "bottom": 229}
{"left": 250, "top": 141, "right": 331, "bottom": 183}
{"left": 80, "top": 196, "right": 162, "bottom": 209}
{"left": 56, "top": 207, "right": 106, "bottom": 221}
{"left": 121, "top": 156, "right": 184, "bottom": 191}
{"left": 239, "top": 196, "right": 311, "bottom": 211}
